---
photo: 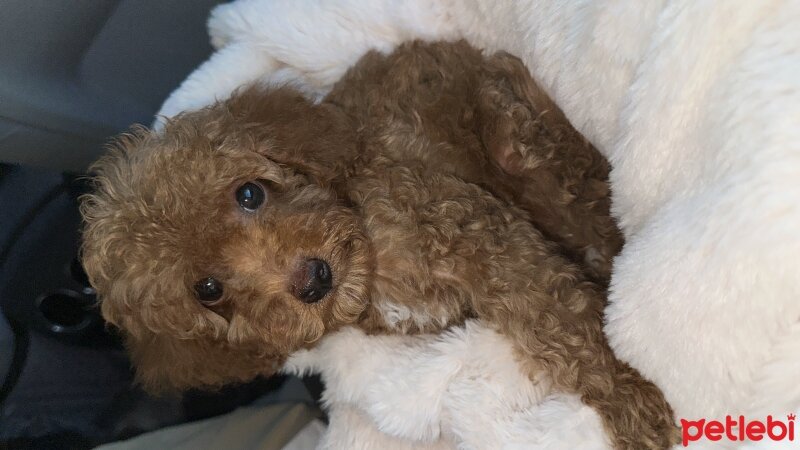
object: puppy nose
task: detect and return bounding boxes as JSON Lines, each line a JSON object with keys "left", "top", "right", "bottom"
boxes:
{"left": 292, "top": 258, "right": 333, "bottom": 303}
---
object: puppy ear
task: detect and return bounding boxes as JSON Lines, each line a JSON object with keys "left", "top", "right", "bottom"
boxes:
{"left": 222, "top": 86, "right": 358, "bottom": 186}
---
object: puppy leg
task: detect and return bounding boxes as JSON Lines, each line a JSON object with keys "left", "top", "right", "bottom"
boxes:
{"left": 471, "top": 253, "right": 679, "bottom": 449}
{"left": 476, "top": 54, "right": 623, "bottom": 283}
{"left": 473, "top": 52, "right": 677, "bottom": 447}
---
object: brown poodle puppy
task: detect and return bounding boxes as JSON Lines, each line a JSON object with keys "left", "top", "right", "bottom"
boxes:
{"left": 81, "top": 41, "right": 675, "bottom": 449}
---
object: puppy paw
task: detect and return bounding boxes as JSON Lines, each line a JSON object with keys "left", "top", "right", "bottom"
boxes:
{"left": 599, "top": 372, "right": 681, "bottom": 450}
{"left": 583, "top": 245, "right": 616, "bottom": 283}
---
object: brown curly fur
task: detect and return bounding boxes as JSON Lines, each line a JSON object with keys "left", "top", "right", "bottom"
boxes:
{"left": 81, "top": 41, "right": 677, "bottom": 448}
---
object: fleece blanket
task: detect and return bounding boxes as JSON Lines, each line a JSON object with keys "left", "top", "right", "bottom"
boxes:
{"left": 157, "top": 1, "right": 800, "bottom": 448}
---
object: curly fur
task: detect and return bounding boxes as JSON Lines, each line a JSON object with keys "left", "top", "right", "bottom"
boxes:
{"left": 81, "top": 41, "right": 676, "bottom": 449}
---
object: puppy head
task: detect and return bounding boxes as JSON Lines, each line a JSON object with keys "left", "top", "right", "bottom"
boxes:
{"left": 81, "top": 87, "right": 372, "bottom": 391}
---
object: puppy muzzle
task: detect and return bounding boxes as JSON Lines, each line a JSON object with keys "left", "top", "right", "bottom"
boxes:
{"left": 291, "top": 258, "right": 333, "bottom": 303}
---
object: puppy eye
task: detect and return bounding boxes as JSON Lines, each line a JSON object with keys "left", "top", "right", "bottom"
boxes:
{"left": 194, "top": 277, "right": 223, "bottom": 303}
{"left": 235, "top": 182, "right": 266, "bottom": 212}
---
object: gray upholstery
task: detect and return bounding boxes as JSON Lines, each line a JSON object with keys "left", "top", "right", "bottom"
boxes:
{"left": 0, "top": 0, "right": 224, "bottom": 172}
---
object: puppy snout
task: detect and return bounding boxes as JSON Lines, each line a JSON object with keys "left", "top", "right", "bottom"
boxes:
{"left": 291, "top": 258, "right": 333, "bottom": 303}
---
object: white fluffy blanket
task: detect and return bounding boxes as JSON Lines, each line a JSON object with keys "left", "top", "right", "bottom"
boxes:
{"left": 158, "top": 1, "right": 800, "bottom": 448}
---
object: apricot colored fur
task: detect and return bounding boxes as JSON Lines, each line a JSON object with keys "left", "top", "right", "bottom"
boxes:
{"left": 81, "top": 41, "right": 676, "bottom": 448}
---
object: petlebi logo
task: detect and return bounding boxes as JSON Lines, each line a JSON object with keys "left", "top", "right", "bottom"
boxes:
{"left": 680, "top": 414, "right": 796, "bottom": 446}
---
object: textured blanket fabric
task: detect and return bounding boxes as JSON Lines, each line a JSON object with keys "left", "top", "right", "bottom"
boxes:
{"left": 284, "top": 323, "right": 609, "bottom": 449}
{"left": 158, "top": 1, "right": 800, "bottom": 448}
